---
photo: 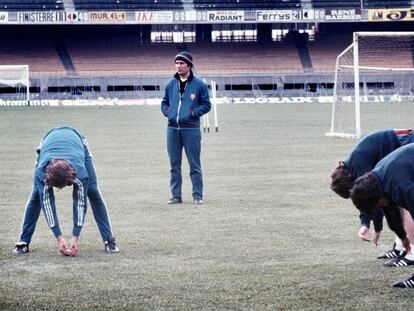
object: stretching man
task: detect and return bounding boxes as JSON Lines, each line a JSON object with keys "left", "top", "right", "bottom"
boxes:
{"left": 13, "top": 126, "right": 119, "bottom": 256}
{"left": 331, "top": 128, "right": 414, "bottom": 258}
{"left": 351, "top": 143, "right": 414, "bottom": 288}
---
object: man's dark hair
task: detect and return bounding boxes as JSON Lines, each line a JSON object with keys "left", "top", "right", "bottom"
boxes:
{"left": 45, "top": 159, "right": 76, "bottom": 188}
{"left": 330, "top": 163, "right": 354, "bottom": 199}
{"left": 350, "top": 172, "right": 381, "bottom": 216}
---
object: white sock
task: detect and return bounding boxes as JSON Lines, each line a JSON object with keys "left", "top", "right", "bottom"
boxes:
{"left": 395, "top": 237, "right": 405, "bottom": 251}
{"left": 405, "top": 246, "right": 414, "bottom": 260}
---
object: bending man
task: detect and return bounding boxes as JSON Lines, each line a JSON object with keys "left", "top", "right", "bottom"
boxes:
{"left": 13, "top": 126, "right": 119, "bottom": 256}
{"left": 351, "top": 143, "right": 414, "bottom": 288}
{"left": 331, "top": 128, "right": 414, "bottom": 258}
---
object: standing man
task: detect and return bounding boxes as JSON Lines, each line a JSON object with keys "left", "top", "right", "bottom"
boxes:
{"left": 331, "top": 129, "right": 414, "bottom": 257}
{"left": 13, "top": 126, "right": 119, "bottom": 256}
{"left": 161, "top": 51, "right": 211, "bottom": 205}
{"left": 350, "top": 143, "right": 414, "bottom": 288}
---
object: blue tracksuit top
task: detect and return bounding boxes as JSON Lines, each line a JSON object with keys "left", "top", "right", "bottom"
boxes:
{"left": 373, "top": 143, "right": 414, "bottom": 214}
{"left": 161, "top": 71, "right": 211, "bottom": 128}
{"left": 372, "top": 143, "right": 414, "bottom": 239}
{"left": 343, "top": 129, "right": 402, "bottom": 178}
{"left": 35, "top": 127, "right": 89, "bottom": 237}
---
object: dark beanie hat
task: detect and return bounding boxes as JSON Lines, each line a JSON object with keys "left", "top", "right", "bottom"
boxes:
{"left": 175, "top": 51, "right": 193, "bottom": 67}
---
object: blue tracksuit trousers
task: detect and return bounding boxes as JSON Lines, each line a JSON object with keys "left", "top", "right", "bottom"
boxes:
{"left": 167, "top": 127, "right": 203, "bottom": 200}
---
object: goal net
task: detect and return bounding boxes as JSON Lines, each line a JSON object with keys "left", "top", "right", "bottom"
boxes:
{"left": 326, "top": 32, "right": 414, "bottom": 138}
{"left": 0, "top": 65, "right": 29, "bottom": 103}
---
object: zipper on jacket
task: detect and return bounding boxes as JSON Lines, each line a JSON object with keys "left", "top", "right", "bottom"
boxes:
{"left": 176, "top": 79, "right": 189, "bottom": 129}
{"left": 177, "top": 97, "right": 181, "bottom": 129}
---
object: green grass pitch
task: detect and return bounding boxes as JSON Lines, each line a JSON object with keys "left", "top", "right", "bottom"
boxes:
{"left": 1, "top": 103, "right": 414, "bottom": 310}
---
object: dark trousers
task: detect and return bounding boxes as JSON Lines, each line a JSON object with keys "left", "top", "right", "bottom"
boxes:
{"left": 167, "top": 127, "right": 203, "bottom": 200}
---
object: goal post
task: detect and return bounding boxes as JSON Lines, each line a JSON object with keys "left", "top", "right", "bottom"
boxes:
{"left": 326, "top": 31, "right": 414, "bottom": 139}
{"left": 0, "top": 65, "right": 30, "bottom": 103}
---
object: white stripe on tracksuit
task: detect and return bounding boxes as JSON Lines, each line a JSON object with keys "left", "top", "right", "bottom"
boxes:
{"left": 42, "top": 183, "right": 55, "bottom": 228}
{"left": 75, "top": 178, "right": 86, "bottom": 226}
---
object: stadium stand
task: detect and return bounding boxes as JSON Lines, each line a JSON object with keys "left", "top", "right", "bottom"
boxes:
{"left": 0, "top": 0, "right": 64, "bottom": 10}
{"left": 0, "top": 41, "right": 65, "bottom": 74}
{"left": 0, "top": 24, "right": 411, "bottom": 77}
{"left": 64, "top": 39, "right": 302, "bottom": 75}
{"left": 0, "top": 27, "right": 66, "bottom": 74}
{"left": 13, "top": 24, "right": 298, "bottom": 76}
{"left": 0, "top": 2, "right": 411, "bottom": 100}
{"left": 73, "top": 0, "right": 183, "bottom": 10}
{"left": 289, "top": 32, "right": 312, "bottom": 71}
{"left": 185, "top": 40, "right": 302, "bottom": 74}
{"left": 358, "top": 39, "right": 414, "bottom": 69}
{"left": 308, "top": 32, "right": 414, "bottom": 72}
{"left": 53, "top": 21, "right": 302, "bottom": 75}
{"left": 307, "top": 33, "right": 352, "bottom": 72}
{"left": 193, "top": 0, "right": 301, "bottom": 9}
{"left": 63, "top": 27, "right": 176, "bottom": 75}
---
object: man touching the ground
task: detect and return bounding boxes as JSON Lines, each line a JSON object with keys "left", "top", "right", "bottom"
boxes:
{"left": 351, "top": 143, "right": 414, "bottom": 288}
{"left": 331, "top": 128, "right": 414, "bottom": 258}
{"left": 13, "top": 126, "right": 119, "bottom": 256}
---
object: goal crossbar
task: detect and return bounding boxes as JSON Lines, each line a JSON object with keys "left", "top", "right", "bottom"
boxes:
{"left": 340, "top": 65, "right": 414, "bottom": 72}
{"left": 326, "top": 31, "right": 414, "bottom": 139}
